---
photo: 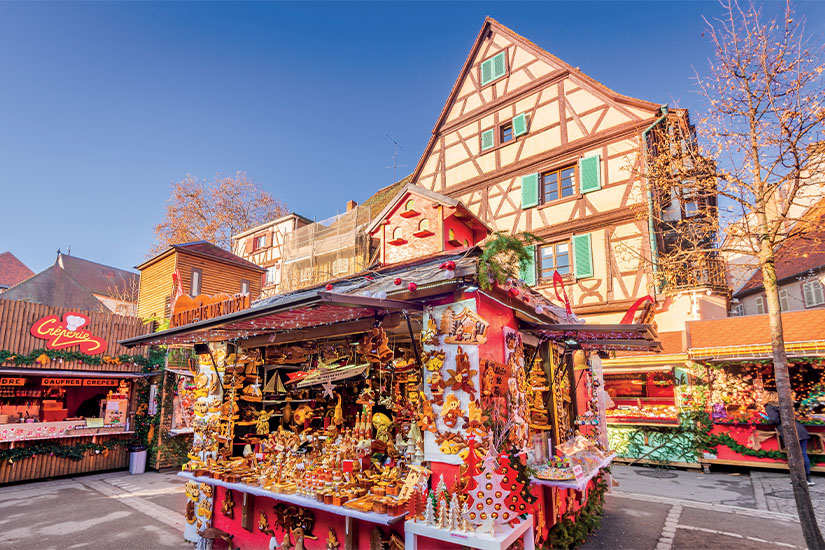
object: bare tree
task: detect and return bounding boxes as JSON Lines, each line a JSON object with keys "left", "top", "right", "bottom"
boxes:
{"left": 644, "top": 2, "right": 825, "bottom": 546}
{"left": 152, "top": 172, "right": 288, "bottom": 253}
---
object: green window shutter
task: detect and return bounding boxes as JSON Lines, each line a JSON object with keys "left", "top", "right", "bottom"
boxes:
{"left": 480, "top": 59, "right": 493, "bottom": 86}
{"left": 492, "top": 52, "right": 506, "bottom": 80}
{"left": 521, "top": 173, "right": 539, "bottom": 209}
{"left": 579, "top": 154, "right": 601, "bottom": 194}
{"left": 572, "top": 233, "right": 593, "bottom": 278}
{"left": 480, "top": 129, "right": 495, "bottom": 151}
{"left": 512, "top": 113, "right": 528, "bottom": 137}
{"left": 520, "top": 245, "right": 536, "bottom": 287}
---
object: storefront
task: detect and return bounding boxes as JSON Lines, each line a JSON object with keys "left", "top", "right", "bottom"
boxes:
{"left": 0, "top": 299, "right": 154, "bottom": 483}
{"left": 122, "top": 245, "right": 658, "bottom": 549}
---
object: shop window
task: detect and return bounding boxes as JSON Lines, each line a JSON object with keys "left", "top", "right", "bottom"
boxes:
{"left": 241, "top": 279, "right": 250, "bottom": 295}
{"left": 538, "top": 242, "right": 570, "bottom": 280}
{"left": 755, "top": 296, "right": 765, "bottom": 315}
{"left": 299, "top": 268, "right": 312, "bottom": 283}
{"left": 779, "top": 289, "right": 790, "bottom": 312}
{"left": 541, "top": 165, "right": 576, "bottom": 204}
{"left": 191, "top": 268, "right": 202, "bottom": 297}
{"left": 803, "top": 280, "right": 825, "bottom": 308}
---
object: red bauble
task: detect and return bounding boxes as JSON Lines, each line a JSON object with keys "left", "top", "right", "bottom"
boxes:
{"left": 509, "top": 288, "right": 520, "bottom": 297}
{"left": 394, "top": 278, "right": 402, "bottom": 285}
{"left": 325, "top": 284, "right": 333, "bottom": 291}
{"left": 408, "top": 282, "right": 417, "bottom": 291}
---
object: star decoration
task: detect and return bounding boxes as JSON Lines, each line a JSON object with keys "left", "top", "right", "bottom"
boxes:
{"left": 321, "top": 380, "right": 336, "bottom": 399}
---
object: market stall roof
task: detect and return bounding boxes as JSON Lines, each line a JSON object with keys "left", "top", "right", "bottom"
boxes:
{"left": 526, "top": 323, "right": 661, "bottom": 351}
{"left": 686, "top": 309, "right": 825, "bottom": 361}
{"left": 119, "top": 290, "right": 422, "bottom": 348}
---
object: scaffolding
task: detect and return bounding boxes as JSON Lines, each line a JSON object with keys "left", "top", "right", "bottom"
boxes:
{"left": 280, "top": 204, "right": 376, "bottom": 293}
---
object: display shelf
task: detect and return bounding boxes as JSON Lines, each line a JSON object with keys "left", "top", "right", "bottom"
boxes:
{"left": 606, "top": 420, "right": 679, "bottom": 427}
{"left": 404, "top": 516, "right": 534, "bottom": 550}
{"left": 531, "top": 453, "right": 615, "bottom": 492}
{"left": 178, "top": 471, "right": 407, "bottom": 526}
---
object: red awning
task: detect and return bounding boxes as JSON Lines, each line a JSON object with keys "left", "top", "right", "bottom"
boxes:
{"left": 119, "top": 291, "right": 422, "bottom": 348}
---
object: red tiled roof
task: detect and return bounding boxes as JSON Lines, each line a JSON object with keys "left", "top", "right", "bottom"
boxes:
{"left": 736, "top": 200, "right": 825, "bottom": 297}
{"left": 686, "top": 309, "right": 825, "bottom": 348}
{"left": 614, "top": 330, "right": 685, "bottom": 357}
{"left": 0, "top": 252, "right": 34, "bottom": 289}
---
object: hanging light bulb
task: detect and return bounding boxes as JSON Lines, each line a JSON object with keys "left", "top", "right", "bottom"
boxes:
{"left": 373, "top": 290, "right": 388, "bottom": 300}
{"left": 535, "top": 304, "right": 544, "bottom": 315}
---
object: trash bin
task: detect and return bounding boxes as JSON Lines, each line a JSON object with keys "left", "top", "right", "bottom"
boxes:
{"left": 128, "top": 445, "right": 147, "bottom": 475}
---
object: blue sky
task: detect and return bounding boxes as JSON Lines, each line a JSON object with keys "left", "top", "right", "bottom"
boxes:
{"left": 1, "top": 1, "right": 823, "bottom": 274}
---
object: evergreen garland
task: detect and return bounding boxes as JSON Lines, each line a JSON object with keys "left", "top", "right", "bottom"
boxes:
{"left": 0, "top": 348, "right": 158, "bottom": 368}
{"left": 543, "top": 474, "right": 608, "bottom": 549}
{"left": 0, "top": 438, "right": 130, "bottom": 463}
{"left": 478, "top": 231, "right": 542, "bottom": 290}
{"left": 709, "top": 432, "right": 825, "bottom": 465}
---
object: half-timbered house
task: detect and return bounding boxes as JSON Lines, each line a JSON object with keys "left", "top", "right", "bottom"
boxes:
{"left": 410, "top": 18, "right": 727, "bottom": 329}
{"left": 231, "top": 213, "right": 312, "bottom": 297}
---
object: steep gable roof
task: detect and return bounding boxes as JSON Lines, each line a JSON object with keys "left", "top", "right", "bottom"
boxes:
{"left": 734, "top": 199, "right": 825, "bottom": 297}
{"left": 365, "top": 183, "right": 492, "bottom": 235}
{"left": 0, "top": 252, "right": 34, "bottom": 289}
{"left": 57, "top": 253, "right": 139, "bottom": 299}
{"left": 411, "top": 17, "right": 661, "bottom": 181}
{"left": 1, "top": 264, "right": 107, "bottom": 312}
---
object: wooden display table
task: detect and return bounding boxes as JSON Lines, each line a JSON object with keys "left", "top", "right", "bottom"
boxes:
{"left": 404, "top": 515, "right": 534, "bottom": 550}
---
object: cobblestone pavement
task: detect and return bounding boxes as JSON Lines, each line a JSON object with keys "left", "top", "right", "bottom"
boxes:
{"left": 0, "top": 470, "right": 186, "bottom": 549}
{"left": 581, "top": 465, "right": 824, "bottom": 550}
{"left": 1, "top": 466, "right": 823, "bottom": 549}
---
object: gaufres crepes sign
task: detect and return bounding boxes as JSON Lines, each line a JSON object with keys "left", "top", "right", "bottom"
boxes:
{"left": 29, "top": 312, "right": 108, "bottom": 355}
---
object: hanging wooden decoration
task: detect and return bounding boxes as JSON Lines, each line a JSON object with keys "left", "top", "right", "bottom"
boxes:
{"left": 440, "top": 306, "right": 489, "bottom": 345}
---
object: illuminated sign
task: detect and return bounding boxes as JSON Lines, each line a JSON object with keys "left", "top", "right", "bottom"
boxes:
{"left": 83, "top": 379, "right": 120, "bottom": 387}
{"left": 0, "top": 377, "right": 26, "bottom": 386}
{"left": 170, "top": 294, "right": 250, "bottom": 328}
{"left": 30, "top": 312, "right": 107, "bottom": 355}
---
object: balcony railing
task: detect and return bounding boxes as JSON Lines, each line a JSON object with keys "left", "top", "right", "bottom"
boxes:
{"left": 658, "top": 255, "right": 729, "bottom": 292}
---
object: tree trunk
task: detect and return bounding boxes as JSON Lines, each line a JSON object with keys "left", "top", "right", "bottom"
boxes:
{"left": 760, "top": 246, "right": 825, "bottom": 549}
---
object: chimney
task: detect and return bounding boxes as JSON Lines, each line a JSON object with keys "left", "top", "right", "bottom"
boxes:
{"left": 346, "top": 200, "right": 358, "bottom": 212}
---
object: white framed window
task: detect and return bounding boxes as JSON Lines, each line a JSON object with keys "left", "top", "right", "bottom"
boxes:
{"left": 265, "top": 266, "right": 279, "bottom": 285}
{"left": 755, "top": 296, "right": 765, "bottom": 315}
{"left": 254, "top": 235, "right": 266, "bottom": 250}
{"left": 779, "top": 289, "right": 790, "bottom": 312}
{"left": 190, "top": 268, "right": 202, "bottom": 297}
{"left": 240, "top": 279, "right": 250, "bottom": 295}
{"left": 730, "top": 303, "right": 744, "bottom": 317}
{"left": 803, "top": 280, "right": 825, "bottom": 308}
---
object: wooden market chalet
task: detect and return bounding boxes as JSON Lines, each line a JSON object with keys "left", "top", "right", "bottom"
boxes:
{"left": 121, "top": 176, "right": 659, "bottom": 549}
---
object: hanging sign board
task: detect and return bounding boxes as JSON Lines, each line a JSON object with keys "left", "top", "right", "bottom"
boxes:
{"left": 170, "top": 294, "right": 250, "bottom": 328}
{"left": 0, "top": 377, "right": 26, "bottom": 386}
{"left": 30, "top": 312, "right": 107, "bottom": 354}
{"left": 83, "top": 379, "right": 120, "bottom": 387}
{"left": 43, "top": 378, "right": 83, "bottom": 386}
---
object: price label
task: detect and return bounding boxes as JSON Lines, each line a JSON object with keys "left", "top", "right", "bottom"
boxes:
{"left": 572, "top": 465, "right": 585, "bottom": 480}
